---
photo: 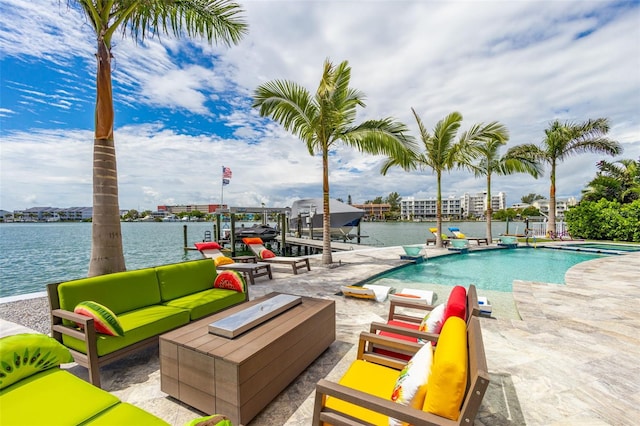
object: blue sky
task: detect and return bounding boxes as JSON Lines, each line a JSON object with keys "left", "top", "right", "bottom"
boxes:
{"left": 1, "top": 0, "right": 639, "bottom": 212}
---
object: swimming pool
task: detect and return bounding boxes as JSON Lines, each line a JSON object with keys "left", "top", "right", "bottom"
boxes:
{"left": 369, "top": 248, "right": 607, "bottom": 292}
{"left": 551, "top": 243, "right": 640, "bottom": 253}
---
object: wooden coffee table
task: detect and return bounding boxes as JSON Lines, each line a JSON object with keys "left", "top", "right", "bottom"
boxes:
{"left": 216, "top": 262, "right": 272, "bottom": 285}
{"left": 159, "top": 292, "right": 335, "bottom": 425}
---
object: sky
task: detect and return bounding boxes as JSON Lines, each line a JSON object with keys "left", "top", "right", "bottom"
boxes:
{"left": 1, "top": 0, "right": 639, "bottom": 213}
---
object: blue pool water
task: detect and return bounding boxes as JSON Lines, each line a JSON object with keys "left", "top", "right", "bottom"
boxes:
{"left": 369, "top": 248, "right": 608, "bottom": 292}
{"left": 556, "top": 243, "right": 640, "bottom": 253}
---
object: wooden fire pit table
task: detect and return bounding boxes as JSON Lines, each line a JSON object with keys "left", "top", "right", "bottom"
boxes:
{"left": 160, "top": 292, "right": 336, "bottom": 425}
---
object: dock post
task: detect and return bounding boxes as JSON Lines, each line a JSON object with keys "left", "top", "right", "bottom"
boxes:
{"left": 357, "top": 222, "right": 361, "bottom": 244}
{"left": 183, "top": 225, "right": 188, "bottom": 251}
{"left": 215, "top": 214, "right": 221, "bottom": 241}
{"left": 230, "top": 213, "right": 236, "bottom": 257}
{"left": 280, "top": 213, "right": 287, "bottom": 255}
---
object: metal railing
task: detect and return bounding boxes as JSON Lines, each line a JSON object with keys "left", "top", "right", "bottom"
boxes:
{"left": 527, "top": 221, "right": 570, "bottom": 238}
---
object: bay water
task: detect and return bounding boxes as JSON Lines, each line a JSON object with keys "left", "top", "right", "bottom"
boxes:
{"left": 0, "top": 220, "right": 511, "bottom": 298}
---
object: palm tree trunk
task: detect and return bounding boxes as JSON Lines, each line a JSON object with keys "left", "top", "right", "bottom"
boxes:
{"left": 436, "top": 172, "right": 442, "bottom": 248}
{"left": 486, "top": 174, "right": 492, "bottom": 242}
{"left": 88, "top": 39, "right": 125, "bottom": 277}
{"left": 548, "top": 161, "right": 556, "bottom": 237}
{"left": 321, "top": 149, "right": 333, "bottom": 265}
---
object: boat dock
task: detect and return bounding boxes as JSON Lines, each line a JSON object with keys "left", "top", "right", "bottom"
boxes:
{"left": 274, "top": 236, "right": 370, "bottom": 255}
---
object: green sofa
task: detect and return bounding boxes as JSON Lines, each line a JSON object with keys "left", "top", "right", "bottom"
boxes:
{"left": 47, "top": 259, "right": 248, "bottom": 388}
{"left": 0, "top": 333, "right": 169, "bottom": 426}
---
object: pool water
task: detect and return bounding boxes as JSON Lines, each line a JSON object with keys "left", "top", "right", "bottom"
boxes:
{"left": 558, "top": 243, "right": 640, "bottom": 252}
{"left": 370, "top": 248, "right": 607, "bottom": 292}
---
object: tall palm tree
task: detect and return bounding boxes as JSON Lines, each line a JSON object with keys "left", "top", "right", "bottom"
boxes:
{"left": 472, "top": 132, "right": 543, "bottom": 242}
{"left": 253, "top": 59, "right": 416, "bottom": 265}
{"left": 382, "top": 109, "right": 502, "bottom": 248}
{"left": 582, "top": 158, "right": 640, "bottom": 203}
{"left": 73, "top": 1, "right": 247, "bottom": 276}
{"left": 508, "top": 118, "right": 621, "bottom": 236}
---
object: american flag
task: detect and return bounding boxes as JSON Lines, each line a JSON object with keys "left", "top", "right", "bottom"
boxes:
{"left": 222, "top": 166, "right": 232, "bottom": 179}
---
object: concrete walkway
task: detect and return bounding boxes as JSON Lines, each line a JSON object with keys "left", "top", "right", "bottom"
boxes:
{"left": 2, "top": 244, "right": 639, "bottom": 425}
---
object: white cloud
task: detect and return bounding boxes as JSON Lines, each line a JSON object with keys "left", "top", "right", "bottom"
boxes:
{"left": 0, "top": 0, "right": 638, "bottom": 211}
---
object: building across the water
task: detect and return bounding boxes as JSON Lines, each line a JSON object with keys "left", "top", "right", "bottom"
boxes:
{"left": 351, "top": 203, "right": 391, "bottom": 220}
{"left": 8, "top": 206, "right": 95, "bottom": 222}
{"left": 401, "top": 191, "right": 506, "bottom": 220}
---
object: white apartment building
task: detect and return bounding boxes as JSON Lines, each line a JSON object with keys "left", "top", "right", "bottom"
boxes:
{"left": 401, "top": 191, "right": 506, "bottom": 220}
{"left": 462, "top": 191, "right": 506, "bottom": 218}
{"left": 400, "top": 196, "right": 462, "bottom": 220}
{"left": 531, "top": 197, "right": 577, "bottom": 220}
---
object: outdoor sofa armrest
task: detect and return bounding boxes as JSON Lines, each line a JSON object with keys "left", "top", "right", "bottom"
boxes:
{"left": 313, "top": 379, "right": 458, "bottom": 426}
{"left": 369, "top": 321, "right": 440, "bottom": 344}
{"left": 356, "top": 331, "right": 422, "bottom": 371}
{"left": 51, "top": 309, "right": 97, "bottom": 342}
{"left": 50, "top": 308, "right": 100, "bottom": 384}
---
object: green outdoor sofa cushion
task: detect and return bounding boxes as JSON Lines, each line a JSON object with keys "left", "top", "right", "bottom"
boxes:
{"left": 155, "top": 259, "right": 217, "bottom": 302}
{"left": 58, "top": 267, "right": 161, "bottom": 317}
{"left": 164, "top": 288, "right": 247, "bottom": 320}
{"left": 84, "top": 402, "right": 170, "bottom": 425}
{"left": 0, "top": 368, "right": 119, "bottom": 425}
{"left": 63, "top": 305, "right": 190, "bottom": 356}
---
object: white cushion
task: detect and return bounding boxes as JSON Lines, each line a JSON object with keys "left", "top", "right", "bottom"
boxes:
{"left": 389, "top": 342, "right": 434, "bottom": 425}
{"left": 418, "top": 303, "right": 446, "bottom": 336}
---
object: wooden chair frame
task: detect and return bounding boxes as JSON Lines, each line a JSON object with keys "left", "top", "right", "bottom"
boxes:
{"left": 313, "top": 317, "right": 489, "bottom": 426}
{"left": 245, "top": 243, "right": 311, "bottom": 274}
{"left": 368, "top": 285, "right": 480, "bottom": 347}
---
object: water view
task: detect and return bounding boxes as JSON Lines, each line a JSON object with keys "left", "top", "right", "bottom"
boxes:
{"left": 0, "top": 220, "right": 515, "bottom": 298}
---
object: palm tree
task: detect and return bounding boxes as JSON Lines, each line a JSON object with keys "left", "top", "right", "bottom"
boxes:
{"left": 582, "top": 158, "right": 640, "bottom": 203}
{"left": 73, "top": 1, "right": 247, "bottom": 276}
{"left": 382, "top": 109, "right": 503, "bottom": 248}
{"left": 386, "top": 192, "right": 402, "bottom": 219}
{"left": 472, "top": 133, "right": 543, "bottom": 242}
{"left": 508, "top": 118, "right": 621, "bottom": 236}
{"left": 253, "top": 59, "right": 416, "bottom": 265}
{"left": 521, "top": 193, "right": 545, "bottom": 204}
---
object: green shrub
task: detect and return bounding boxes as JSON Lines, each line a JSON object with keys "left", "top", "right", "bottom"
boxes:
{"left": 565, "top": 199, "right": 640, "bottom": 242}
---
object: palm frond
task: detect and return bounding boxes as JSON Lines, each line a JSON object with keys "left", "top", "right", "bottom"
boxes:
{"left": 342, "top": 118, "right": 416, "bottom": 158}
{"left": 253, "top": 79, "right": 317, "bottom": 142}
{"left": 506, "top": 144, "right": 547, "bottom": 164}
{"left": 564, "top": 137, "right": 622, "bottom": 158}
{"left": 116, "top": 0, "right": 247, "bottom": 47}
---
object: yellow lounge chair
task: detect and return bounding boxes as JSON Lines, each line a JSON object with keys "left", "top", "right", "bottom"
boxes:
{"left": 426, "top": 227, "right": 450, "bottom": 247}
{"left": 312, "top": 316, "right": 489, "bottom": 425}
{"left": 448, "top": 227, "right": 489, "bottom": 245}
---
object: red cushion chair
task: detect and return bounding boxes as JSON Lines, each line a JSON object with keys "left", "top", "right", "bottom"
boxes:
{"left": 372, "top": 285, "right": 472, "bottom": 360}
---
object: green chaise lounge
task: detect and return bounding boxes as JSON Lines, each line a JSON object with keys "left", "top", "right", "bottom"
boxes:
{"left": 0, "top": 333, "right": 169, "bottom": 425}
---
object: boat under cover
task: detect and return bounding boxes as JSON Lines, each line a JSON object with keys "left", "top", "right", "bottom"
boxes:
{"left": 223, "top": 224, "right": 279, "bottom": 242}
{"left": 289, "top": 198, "right": 364, "bottom": 238}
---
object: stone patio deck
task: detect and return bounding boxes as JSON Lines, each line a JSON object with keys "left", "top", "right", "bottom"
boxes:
{"left": 2, "top": 244, "right": 639, "bottom": 425}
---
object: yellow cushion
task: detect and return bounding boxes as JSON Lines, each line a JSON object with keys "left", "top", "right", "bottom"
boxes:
{"left": 325, "top": 360, "right": 398, "bottom": 425}
{"left": 423, "top": 316, "right": 468, "bottom": 420}
{"left": 214, "top": 256, "right": 234, "bottom": 266}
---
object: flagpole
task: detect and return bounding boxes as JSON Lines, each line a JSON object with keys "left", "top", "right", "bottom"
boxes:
{"left": 220, "top": 165, "right": 224, "bottom": 208}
